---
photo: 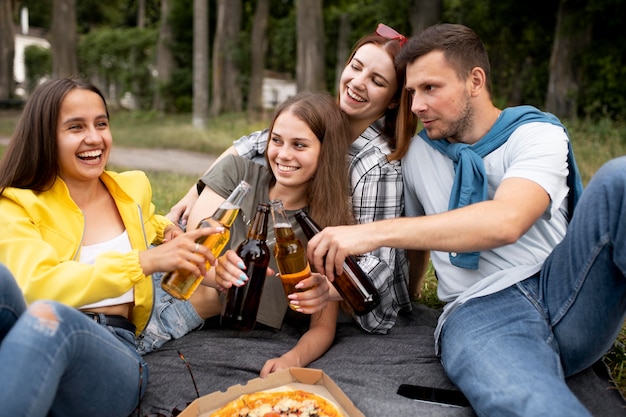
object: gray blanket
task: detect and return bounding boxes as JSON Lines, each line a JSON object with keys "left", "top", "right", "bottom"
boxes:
{"left": 138, "top": 303, "right": 626, "bottom": 416}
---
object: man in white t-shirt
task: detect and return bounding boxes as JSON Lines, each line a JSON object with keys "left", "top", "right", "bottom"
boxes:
{"left": 307, "top": 23, "right": 626, "bottom": 417}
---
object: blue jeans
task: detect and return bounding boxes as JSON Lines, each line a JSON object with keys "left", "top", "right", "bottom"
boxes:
{"left": 136, "top": 271, "right": 204, "bottom": 355}
{"left": 440, "top": 156, "right": 626, "bottom": 417}
{"left": 0, "top": 264, "right": 148, "bottom": 417}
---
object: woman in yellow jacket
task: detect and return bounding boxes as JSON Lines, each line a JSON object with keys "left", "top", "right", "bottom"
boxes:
{"left": 0, "top": 78, "right": 220, "bottom": 417}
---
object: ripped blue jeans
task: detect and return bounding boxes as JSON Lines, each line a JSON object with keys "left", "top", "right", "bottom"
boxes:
{"left": 0, "top": 263, "right": 147, "bottom": 417}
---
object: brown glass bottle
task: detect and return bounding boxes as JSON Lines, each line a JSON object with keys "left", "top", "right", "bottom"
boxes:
{"left": 221, "top": 203, "right": 271, "bottom": 331}
{"left": 161, "top": 181, "right": 250, "bottom": 300}
{"left": 270, "top": 199, "right": 311, "bottom": 311}
{"left": 294, "top": 209, "right": 381, "bottom": 316}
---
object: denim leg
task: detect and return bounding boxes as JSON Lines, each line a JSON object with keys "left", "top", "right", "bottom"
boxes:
{"left": 0, "top": 263, "right": 26, "bottom": 340}
{"left": 541, "top": 156, "right": 626, "bottom": 376}
{"left": 440, "top": 156, "right": 626, "bottom": 417}
{"left": 440, "top": 282, "right": 591, "bottom": 417}
{"left": 136, "top": 271, "right": 204, "bottom": 355}
{"left": 0, "top": 300, "right": 146, "bottom": 417}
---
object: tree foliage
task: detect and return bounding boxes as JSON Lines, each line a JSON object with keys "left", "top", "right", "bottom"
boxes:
{"left": 576, "top": 0, "right": 626, "bottom": 119}
{"left": 15, "top": 0, "right": 626, "bottom": 120}
{"left": 79, "top": 27, "right": 158, "bottom": 108}
{"left": 24, "top": 45, "right": 51, "bottom": 93}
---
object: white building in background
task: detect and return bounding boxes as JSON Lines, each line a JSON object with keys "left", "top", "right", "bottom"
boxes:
{"left": 13, "top": 7, "right": 50, "bottom": 97}
{"left": 262, "top": 71, "right": 296, "bottom": 109}
{"left": 11, "top": 7, "right": 295, "bottom": 107}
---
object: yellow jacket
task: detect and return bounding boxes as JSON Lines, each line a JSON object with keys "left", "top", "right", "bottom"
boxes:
{"left": 0, "top": 170, "right": 172, "bottom": 334}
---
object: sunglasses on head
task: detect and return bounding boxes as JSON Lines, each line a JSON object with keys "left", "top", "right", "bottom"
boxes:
{"left": 376, "top": 23, "right": 407, "bottom": 46}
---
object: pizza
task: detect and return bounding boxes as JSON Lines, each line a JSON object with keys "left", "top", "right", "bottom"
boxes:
{"left": 208, "top": 389, "right": 346, "bottom": 417}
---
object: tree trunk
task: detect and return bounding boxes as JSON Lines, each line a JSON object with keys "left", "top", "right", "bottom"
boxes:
{"left": 247, "top": 0, "right": 269, "bottom": 119}
{"left": 137, "top": 0, "right": 146, "bottom": 29}
{"left": 125, "top": 0, "right": 147, "bottom": 110}
{"left": 210, "top": 0, "right": 224, "bottom": 116}
{"left": 0, "top": 0, "right": 14, "bottom": 99}
{"left": 296, "top": 0, "right": 325, "bottom": 92}
{"left": 223, "top": 0, "right": 242, "bottom": 113}
{"left": 545, "top": 0, "right": 592, "bottom": 120}
{"left": 334, "top": 13, "right": 350, "bottom": 94}
{"left": 211, "top": 0, "right": 242, "bottom": 115}
{"left": 192, "top": 0, "right": 209, "bottom": 129}
{"left": 210, "top": 0, "right": 226, "bottom": 116}
{"left": 409, "top": 0, "right": 442, "bottom": 36}
{"left": 154, "top": 0, "right": 175, "bottom": 112}
{"left": 51, "top": 0, "right": 78, "bottom": 78}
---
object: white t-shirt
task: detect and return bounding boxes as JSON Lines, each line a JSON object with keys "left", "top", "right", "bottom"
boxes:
{"left": 79, "top": 231, "right": 134, "bottom": 309}
{"left": 402, "top": 122, "right": 571, "bottom": 350}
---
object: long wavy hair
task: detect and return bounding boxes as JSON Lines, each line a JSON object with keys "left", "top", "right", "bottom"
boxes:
{"left": 264, "top": 91, "right": 354, "bottom": 228}
{"left": 341, "top": 33, "right": 418, "bottom": 161}
{"left": 0, "top": 78, "right": 108, "bottom": 196}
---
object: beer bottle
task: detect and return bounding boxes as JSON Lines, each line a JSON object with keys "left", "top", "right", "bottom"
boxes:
{"left": 294, "top": 210, "right": 381, "bottom": 316}
{"left": 161, "top": 181, "right": 251, "bottom": 300}
{"left": 269, "top": 199, "right": 311, "bottom": 311}
{"left": 221, "top": 203, "right": 271, "bottom": 331}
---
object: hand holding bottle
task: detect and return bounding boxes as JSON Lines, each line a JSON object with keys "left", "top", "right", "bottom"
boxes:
{"left": 285, "top": 272, "right": 330, "bottom": 314}
{"left": 220, "top": 202, "right": 273, "bottom": 331}
{"left": 270, "top": 199, "right": 316, "bottom": 311}
{"left": 295, "top": 210, "right": 380, "bottom": 315}
{"left": 138, "top": 226, "right": 223, "bottom": 277}
{"left": 213, "top": 250, "right": 275, "bottom": 293}
{"left": 161, "top": 181, "right": 250, "bottom": 299}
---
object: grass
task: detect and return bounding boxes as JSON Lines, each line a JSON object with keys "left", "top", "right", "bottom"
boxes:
{"left": 1, "top": 109, "right": 625, "bottom": 397}
{"left": 108, "top": 110, "right": 270, "bottom": 154}
{"left": 0, "top": 109, "right": 21, "bottom": 136}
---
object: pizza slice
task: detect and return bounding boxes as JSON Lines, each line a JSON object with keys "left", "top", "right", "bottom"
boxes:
{"left": 209, "top": 389, "right": 346, "bottom": 417}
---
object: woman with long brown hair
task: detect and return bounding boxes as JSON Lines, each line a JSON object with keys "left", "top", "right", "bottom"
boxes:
{"left": 0, "top": 78, "right": 222, "bottom": 416}
{"left": 164, "top": 24, "right": 420, "bottom": 338}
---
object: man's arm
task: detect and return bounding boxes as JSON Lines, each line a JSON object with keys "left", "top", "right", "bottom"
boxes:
{"left": 308, "top": 177, "right": 550, "bottom": 279}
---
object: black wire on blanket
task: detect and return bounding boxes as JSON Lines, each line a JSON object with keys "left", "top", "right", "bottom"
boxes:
{"left": 134, "top": 350, "right": 199, "bottom": 417}
{"left": 177, "top": 349, "right": 200, "bottom": 399}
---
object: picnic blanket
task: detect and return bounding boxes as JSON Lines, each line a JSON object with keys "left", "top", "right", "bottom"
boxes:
{"left": 138, "top": 303, "right": 626, "bottom": 416}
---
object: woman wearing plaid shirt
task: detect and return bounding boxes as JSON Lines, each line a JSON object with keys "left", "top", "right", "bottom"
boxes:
{"left": 162, "top": 25, "right": 419, "bottom": 339}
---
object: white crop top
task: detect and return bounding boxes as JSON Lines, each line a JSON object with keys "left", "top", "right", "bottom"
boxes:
{"left": 79, "top": 230, "right": 134, "bottom": 309}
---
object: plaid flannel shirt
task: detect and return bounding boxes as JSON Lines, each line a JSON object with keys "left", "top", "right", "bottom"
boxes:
{"left": 233, "top": 120, "right": 410, "bottom": 333}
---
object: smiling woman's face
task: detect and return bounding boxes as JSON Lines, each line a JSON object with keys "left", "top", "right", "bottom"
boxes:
{"left": 56, "top": 88, "right": 111, "bottom": 186}
{"left": 267, "top": 109, "right": 321, "bottom": 191}
{"left": 338, "top": 43, "right": 398, "bottom": 127}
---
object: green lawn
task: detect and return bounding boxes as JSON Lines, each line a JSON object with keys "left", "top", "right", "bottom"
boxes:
{"left": 1, "top": 109, "right": 625, "bottom": 397}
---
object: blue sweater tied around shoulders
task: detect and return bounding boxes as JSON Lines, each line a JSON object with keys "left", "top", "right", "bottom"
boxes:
{"left": 418, "top": 105, "right": 583, "bottom": 270}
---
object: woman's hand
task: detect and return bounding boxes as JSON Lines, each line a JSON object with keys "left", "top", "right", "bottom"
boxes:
{"left": 287, "top": 272, "right": 330, "bottom": 314}
{"left": 166, "top": 186, "right": 200, "bottom": 228}
{"left": 213, "top": 250, "right": 274, "bottom": 293}
{"left": 260, "top": 354, "right": 299, "bottom": 378}
{"left": 260, "top": 301, "right": 339, "bottom": 378}
{"left": 139, "top": 226, "right": 223, "bottom": 277}
{"left": 162, "top": 223, "right": 184, "bottom": 242}
{"left": 213, "top": 250, "right": 247, "bottom": 293}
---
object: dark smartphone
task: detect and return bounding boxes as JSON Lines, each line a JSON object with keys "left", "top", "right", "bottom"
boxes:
{"left": 397, "top": 384, "right": 471, "bottom": 408}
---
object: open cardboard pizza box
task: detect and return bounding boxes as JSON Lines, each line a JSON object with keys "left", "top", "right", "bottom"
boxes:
{"left": 178, "top": 367, "right": 365, "bottom": 417}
